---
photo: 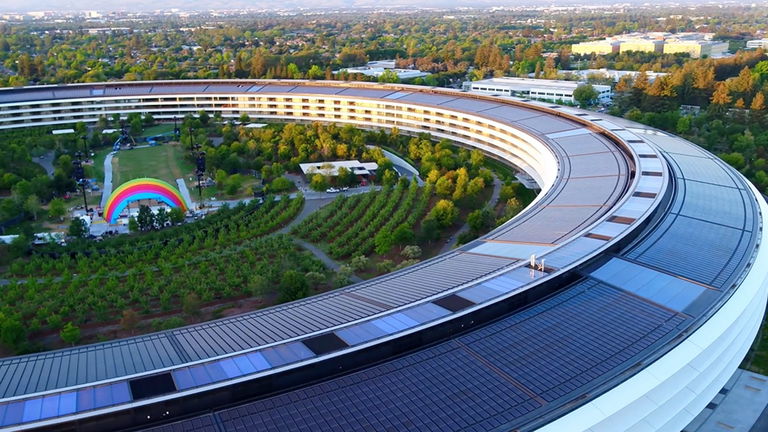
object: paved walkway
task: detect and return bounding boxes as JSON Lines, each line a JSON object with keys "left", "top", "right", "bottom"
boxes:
{"left": 100, "top": 151, "right": 116, "bottom": 208}
{"left": 278, "top": 197, "right": 335, "bottom": 234}
{"left": 293, "top": 238, "right": 363, "bottom": 283}
{"left": 278, "top": 196, "right": 364, "bottom": 283}
{"left": 368, "top": 146, "right": 424, "bottom": 186}
{"left": 176, "top": 179, "right": 194, "bottom": 209}
{"left": 440, "top": 173, "right": 503, "bottom": 254}
{"left": 685, "top": 368, "right": 768, "bottom": 432}
{"left": 32, "top": 151, "right": 55, "bottom": 177}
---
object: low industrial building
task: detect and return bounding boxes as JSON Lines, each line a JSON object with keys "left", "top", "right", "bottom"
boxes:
{"left": 747, "top": 39, "right": 768, "bottom": 50}
{"left": 573, "top": 32, "right": 729, "bottom": 58}
{"left": 571, "top": 40, "right": 620, "bottom": 55}
{"left": 299, "top": 160, "right": 378, "bottom": 178}
{"left": 464, "top": 77, "right": 612, "bottom": 104}
{"left": 663, "top": 40, "right": 729, "bottom": 58}
{"left": 336, "top": 66, "right": 427, "bottom": 80}
{"left": 559, "top": 68, "right": 667, "bottom": 83}
{"left": 619, "top": 38, "right": 664, "bottom": 54}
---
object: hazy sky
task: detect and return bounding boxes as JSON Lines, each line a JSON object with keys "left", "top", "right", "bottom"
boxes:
{"left": 0, "top": 0, "right": 657, "bottom": 13}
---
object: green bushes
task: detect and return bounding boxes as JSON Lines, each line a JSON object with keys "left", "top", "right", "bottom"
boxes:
{"left": 0, "top": 195, "right": 314, "bottom": 352}
{"left": 297, "top": 179, "right": 434, "bottom": 258}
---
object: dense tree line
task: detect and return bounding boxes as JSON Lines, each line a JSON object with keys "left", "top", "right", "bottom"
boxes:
{"left": 1, "top": 6, "right": 765, "bottom": 86}
{"left": 609, "top": 50, "right": 768, "bottom": 191}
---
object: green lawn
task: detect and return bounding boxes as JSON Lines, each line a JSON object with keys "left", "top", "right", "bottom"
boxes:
{"left": 141, "top": 124, "right": 175, "bottom": 138}
{"left": 112, "top": 143, "right": 194, "bottom": 187}
{"left": 89, "top": 148, "right": 113, "bottom": 183}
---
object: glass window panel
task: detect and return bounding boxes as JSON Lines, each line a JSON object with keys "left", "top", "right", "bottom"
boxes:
{"left": 335, "top": 322, "right": 387, "bottom": 345}
{"left": 2, "top": 401, "right": 24, "bottom": 426}
{"left": 282, "top": 342, "right": 314, "bottom": 361}
{"left": 218, "top": 358, "right": 243, "bottom": 379}
{"left": 388, "top": 313, "right": 419, "bottom": 329}
{"left": 172, "top": 368, "right": 196, "bottom": 390}
{"left": 58, "top": 392, "right": 76, "bottom": 416}
{"left": 188, "top": 365, "right": 213, "bottom": 386}
{"left": 204, "top": 363, "right": 228, "bottom": 382}
{"left": 40, "top": 394, "right": 59, "bottom": 419}
{"left": 260, "top": 347, "right": 289, "bottom": 367}
{"left": 21, "top": 398, "right": 42, "bottom": 423}
{"left": 93, "top": 385, "right": 113, "bottom": 409}
{"left": 111, "top": 382, "right": 131, "bottom": 404}
{"left": 370, "top": 317, "right": 399, "bottom": 334}
{"left": 245, "top": 352, "right": 271, "bottom": 371}
{"left": 233, "top": 355, "right": 257, "bottom": 375}
{"left": 76, "top": 387, "right": 95, "bottom": 411}
{"left": 457, "top": 285, "right": 500, "bottom": 304}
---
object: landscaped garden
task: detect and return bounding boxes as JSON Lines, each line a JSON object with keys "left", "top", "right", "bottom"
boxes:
{"left": 0, "top": 195, "right": 321, "bottom": 354}
{"left": 0, "top": 118, "right": 537, "bottom": 357}
{"left": 111, "top": 143, "right": 194, "bottom": 187}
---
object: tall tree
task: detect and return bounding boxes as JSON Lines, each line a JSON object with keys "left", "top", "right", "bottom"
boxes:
{"left": 750, "top": 92, "right": 765, "bottom": 111}
{"left": 250, "top": 51, "right": 267, "bottom": 78}
{"left": 136, "top": 205, "right": 155, "bottom": 231}
{"left": 59, "top": 322, "right": 80, "bottom": 346}
{"left": 711, "top": 82, "right": 732, "bottom": 106}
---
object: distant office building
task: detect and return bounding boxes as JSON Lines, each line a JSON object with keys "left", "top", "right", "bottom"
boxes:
{"left": 573, "top": 32, "right": 728, "bottom": 58}
{"left": 464, "top": 77, "right": 612, "bottom": 104}
{"left": 663, "top": 40, "right": 729, "bottom": 58}
{"left": 571, "top": 40, "right": 620, "bottom": 55}
{"left": 746, "top": 39, "right": 768, "bottom": 50}
{"left": 299, "top": 160, "right": 378, "bottom": 178}
{"left": 620, "top": 39, "right": 664, "bottom": 54}
{"left": 366, "top": 60, "right": 396, "bottom": 69}
{"left": 337, "top": 66, "right": 427, "bottom": 80}
{"left": 559, "top": 68, "right": 668, "bottom": 83}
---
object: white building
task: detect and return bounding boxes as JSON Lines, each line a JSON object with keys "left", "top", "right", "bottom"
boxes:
{"left": 464, "top": 77, "right": 612, "bottom": 104}
{"left": 299, "top": 160, "right": 378, "bottom": 177}
{"left": 337, "top": 66, "right": 428, "bottom": 80}
{"left": 746, "top": 39, "right": 768, "bottom": 50}
{"left": 559, "top": 68, "right": 668, "bottom": 84}
{"left": 366, "top": 60, "right": 396, "bottom": 69}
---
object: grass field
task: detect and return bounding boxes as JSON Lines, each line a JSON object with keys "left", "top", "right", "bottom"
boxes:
{"left": 141, "top": 124, "right": 175, "bottom": 138}
{"left": 112, "top": 143, "right": 194, "bottom": 187}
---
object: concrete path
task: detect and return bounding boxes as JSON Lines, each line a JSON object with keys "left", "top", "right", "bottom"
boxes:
{"left": 279, "top": 196, "right": 364, "bottom": 282}
{"left": 99, "top": 151, "right": 116, "bottom": 208}
{"left": 200, "top": 186, "right": 378, "bottom": 214}
{"left": 294, "top": 238, "right": 363, "bottom": 283}
{"left": 368, "top": 146, "right": 424, "bottom": 186}
{"left": 278, "top": 197, "right": 335, "bottom": 234}
{"left": 33, "top": 151, "right": 55, "bottom": 177}
{"left": 176, "top": 179, "right": 194, "bottom": 209}
{"left": 440, "top": 173, "right": 503, "bottom": 254}
{"left": 685, "top": 368, "right": 768, "bottom": 432}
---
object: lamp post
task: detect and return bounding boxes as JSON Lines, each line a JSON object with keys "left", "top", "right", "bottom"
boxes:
{"left": 188, "top": 127, "right": 195, "bottom": 156}
{"left": 72, "top": 151, "right": 89, "bottom": 212}
{"left": 196, "top": 151, "right": 206, "bottom": 206}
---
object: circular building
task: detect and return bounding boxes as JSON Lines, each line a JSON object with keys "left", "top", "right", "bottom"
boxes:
{"left": 0, "top": 80, "right": 764, "bottom": 432}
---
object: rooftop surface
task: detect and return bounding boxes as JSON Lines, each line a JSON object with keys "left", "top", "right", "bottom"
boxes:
{"left": 0, "top": 81, "right": 760, "bottom": 431}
